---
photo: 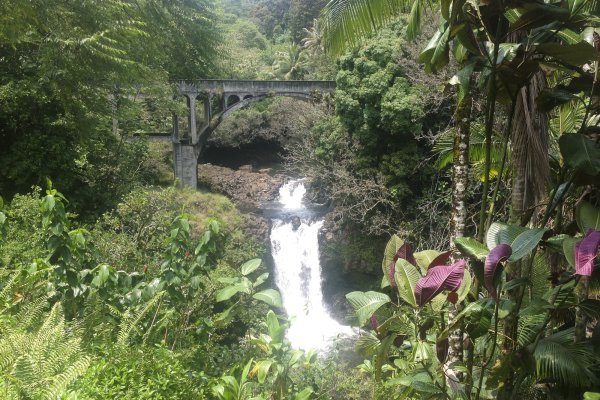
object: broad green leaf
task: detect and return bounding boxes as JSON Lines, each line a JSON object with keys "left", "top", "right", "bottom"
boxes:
{"left": 576, "top": 201, "right": 600, "bottom": 233}
{"left": 563, "top": 236, "right": 578, "bottom": 267}
{"left": 217, "top": 277, "right": 239, "bottom": 285}
{"left": 407, "top": 0, "right": 423, "bottom": 40}
{"left": 486, "top": 222, "right": 527, "bottom": 250}
{"left": 537, "top": 41, "right": 600, "bottom": 66}
{"left": 414, "top": 250, "right": 442, "bottom": 273}
{"left": 411, "top": 340, "right": 433, "bottom": 362}
{"left": 288, "top": 349, "right": 304, "bottom": 367}
{"left": 253, "top": 359, "right": 273, "bottom": 384}
{"left": 419, "top": 29, "right": 443, "bottom": 64}
{"left": 253, "top": 272, "right": 269, "bottom": 288}
{"left": 241, "top": 258, "right": 262, "bottom": 276}
{"left": 504, "top": 8, "right": 521, "bottom": 24}
{"left": 189, "top": 276, "right": 202, "bottom": 290}
{"left": 430, "top": 292, "right": 447, "bottom": 312}
{"left": 449, "top": 62, "right": 475, "bottom": 105}
{"left": 346, "top": 291, "right": 391, "bottom": 326}
{"left": 92, "top": 264, "right": 110, "bottom": 286}
{"left": 253, "top": 289, "right": 283, "bottom": 308}
{"left": 544, "top": 234, "right": 569, "bottom": 253}
{"left": 213, "top": 304, "right": 235, "bottom": 325}
{"left": 510, "top": 3, "right": 569, "bottom": 31}
{"left": 455, "top": 237, "right": 489, "bottom": 260}
{"left": 216, "top": 281, "right": 251, "bottom": 302}
{"left": 394, "top": 259, "right": 420, "bottom": 307}
{"left": 584, "top": 392, "right": 600, "bottom": 400}
{"left": 560, "top": 133, "right": 600, "bottom": 175}
{"left": 294, "top": 387, "right": 313, "bottom": 400}
{"left": 456, "top": 269, "right": 472, "bottom": 303}
{"left": 464, "top": 300, "right": 493, "bottom": 339}
{"left": 266, "top": 310, "right": 285, "bottom": 343}
{"left": 454, "top": 22, "right": 479, "bottom": 54}
{"left": 430, "top": 26, "right": 450, "bottom": 72}
{"left": 557, "top": 29, "right": 582, "bottom": 45}
{"left": 381, "top": 235, "right": 404, "bottom": 287}
{"left": 241, "top": 358, "right": 253, "bottom": 387}
{"left": 509, "top": 228, "right": 547, "bottom": 261}
{"left": 497, "top": 299, "right": 515, "bottom": 319}
{"left": 536, "top": 87, "right": 579, "bottom": 112}
{"left": 439, "top": 299, "right": 493, "bottom": 341}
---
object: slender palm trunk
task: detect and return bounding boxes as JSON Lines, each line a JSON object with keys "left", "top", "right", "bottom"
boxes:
{"left": 449, "top": 92, "right": 472, "bottom": 249}
{"left": 448, "top": 88, "right": 472, "bottom": 385}
{"left": 575, "top": 276, "right": 590, "bottom": 342}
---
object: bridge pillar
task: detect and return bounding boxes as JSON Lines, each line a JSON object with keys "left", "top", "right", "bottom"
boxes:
{"left": 188, "top": 95, "right": 198, "bottom": 144}
{"left": 203, "top": 93, "right": 213, "bottom": 131}
{"left": 173, "top": 142, "right": 199, "bottom": 188}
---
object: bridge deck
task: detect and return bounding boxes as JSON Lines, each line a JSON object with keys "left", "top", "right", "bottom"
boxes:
{"left": 178, "top": 79, "right": 335, "bottom": 95}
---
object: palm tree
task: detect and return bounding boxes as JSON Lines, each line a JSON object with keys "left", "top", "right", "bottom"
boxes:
{"left": 271, "top": 43, "right": 308, "bottom": 80}
{"left": 301, "top": 18, "right": 324, "bottom": 56}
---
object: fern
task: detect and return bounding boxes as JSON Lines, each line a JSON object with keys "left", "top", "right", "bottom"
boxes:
{"left": 0, "top": 303, "right": 90, "bottom": 399}
{"left": 117, "top": 293, "right": 163, "bottom": 347}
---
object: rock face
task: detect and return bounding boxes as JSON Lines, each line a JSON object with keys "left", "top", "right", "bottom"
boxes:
{"left": 198, "top": 163, "right": 285, "bottom": 242}
{"left": 198, "top": 164, "right": 285, "bottom": 210}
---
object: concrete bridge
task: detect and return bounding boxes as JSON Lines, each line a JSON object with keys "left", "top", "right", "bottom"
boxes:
{"left": 172, "top": 79, "right": 335, "bottom": 188}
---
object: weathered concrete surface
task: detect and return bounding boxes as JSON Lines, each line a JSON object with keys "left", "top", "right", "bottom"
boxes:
{"left": 173, "top": 143, "right": 199, "bottom": 188}
{"left": 178, "top": 80, "right": 336, "bottom": 97}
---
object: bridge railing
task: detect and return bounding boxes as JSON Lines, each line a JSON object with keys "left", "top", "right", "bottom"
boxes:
{"left": 177, "top": 79, "right": 336, "bottom": 95}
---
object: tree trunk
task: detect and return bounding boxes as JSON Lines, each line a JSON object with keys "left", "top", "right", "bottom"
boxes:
{"left": 575, "top": 276, "right": 590, "bottom": 342}
{"left": 449, "top": 93, "right": 471, "bottom": 249}
{"left": 447, "top": 88, "right": 472, "bottom": 385}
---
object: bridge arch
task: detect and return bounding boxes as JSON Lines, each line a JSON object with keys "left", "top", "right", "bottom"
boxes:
{"left": 172, "top": 79, "right": 335, "bottom": 188}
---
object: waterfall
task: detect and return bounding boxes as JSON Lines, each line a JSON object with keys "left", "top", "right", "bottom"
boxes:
{"left": 270, "top": 179, "right": 353, "bottom": 350}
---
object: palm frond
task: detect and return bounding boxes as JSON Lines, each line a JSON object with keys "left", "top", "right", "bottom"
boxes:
{"left": 321, "top": 0, "right": 417, "bottom": 55}
{"left": 530, "top": 328, "right": 599, "bottom": 387}
{"left": 433, "top": 124, "right": 508, "bottom": 181}
{"left": 530, "top": 251, "right": 552, "bottom": 300}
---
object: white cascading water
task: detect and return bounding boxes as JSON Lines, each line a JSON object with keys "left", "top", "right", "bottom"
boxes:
{"left": 270, "top": 179, "right": 353, "bottom": 350}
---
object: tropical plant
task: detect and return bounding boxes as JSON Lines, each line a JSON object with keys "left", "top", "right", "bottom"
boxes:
{"left": 271, "top": 43, "right": 309, "bottom": 80}
{"left": 344, "top": 219, "right": 600, "bottom": 399}
{"left": 0, "top": 302, "right": 90, "bottom": 399}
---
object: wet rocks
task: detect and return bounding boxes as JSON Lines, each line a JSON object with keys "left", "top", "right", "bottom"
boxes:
{"left": 198, "top": 163, "right": 285, "bottom": 209}
{"left": 291, "top": 216, "right": 301, "bottom": 230}
{"left": 198, "top": 163, "right": 286, "bottom": 243}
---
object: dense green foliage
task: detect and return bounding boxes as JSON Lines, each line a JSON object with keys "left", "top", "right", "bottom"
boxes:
{"left": 0, "top": 0, "right": 221, "bottom": 215}
{"left": 2, "top": 0, "right": 600, "bottom": 399}
{"left": 321, "top": 0, "right": 600, "bottom": 399}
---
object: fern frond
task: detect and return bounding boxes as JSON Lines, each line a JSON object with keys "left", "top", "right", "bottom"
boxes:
{"left": 0, "top": 303, "right": 90, "bottom": 398}
{"left": 41, "top": 356, "right": 91, "bottom": 400}
{"left": 117, "top": 293, "right": 163, "bottom": 347}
